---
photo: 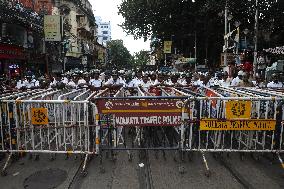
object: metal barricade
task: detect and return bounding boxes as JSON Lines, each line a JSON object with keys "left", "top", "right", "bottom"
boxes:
{"left": 0, "top": 88, "right": 104, "bottom": 176}
{"left": 1, "top": 86, "right": 283, "bottom": 177}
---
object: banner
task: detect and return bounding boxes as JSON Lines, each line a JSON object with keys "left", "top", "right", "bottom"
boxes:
{"left": 200, "top": 119, "right": 275, "bottom": 131}
{"left": 97, "top": 99, "right": 184, "bottom": 126}
{"left": 0, "top": 44, "right": 26, "bottom": 59}
{"left": 163, "top": 41, "right": 172, "bottom": 54}
{"left": 44, "top": 15, "right": 61, "bottom": 41}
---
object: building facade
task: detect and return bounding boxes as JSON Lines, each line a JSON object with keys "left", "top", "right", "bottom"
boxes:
{"left": 0, "top": 0, "right": 98, "bottom": 76}
{"left": 95, "top": 16, "right": 111, "bottom": 46}
{"left": 0, "top": 0, "right": 51, "bottom": 78}
{"left": 52, "top": 0, "right": 96, "bottom": 72}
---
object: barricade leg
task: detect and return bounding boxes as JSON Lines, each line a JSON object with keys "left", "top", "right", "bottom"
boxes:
{"left": 201, "top": 151, "right": 210, "bottom": 177}
{"left": 81, "top": 154, "right": 89, "bottom": 177}
{"left": 1, "top": 153, "right": 12, "bottom": 176}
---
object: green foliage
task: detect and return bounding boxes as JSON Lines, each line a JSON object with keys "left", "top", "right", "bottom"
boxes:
{"left": 107, "top": 40, "right": 133, "bottom": 69}
{"left": 132, "top": 50, "right": 150, "bottom": 69}
{"left": 118, "top": 0, "right": 284, "bottom": 67}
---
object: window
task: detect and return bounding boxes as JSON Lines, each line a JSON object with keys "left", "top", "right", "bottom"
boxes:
{"left": 102, "top": 31, "right": 108, "bottom": 34}
{"left": 104, "top": 26, "right": 108, "bottom": 28}
{"left": 103, "top": 37, "right": 108, "bottom": 40}
{"left": 101, "top": 26, "right": 103, "bottom": 28}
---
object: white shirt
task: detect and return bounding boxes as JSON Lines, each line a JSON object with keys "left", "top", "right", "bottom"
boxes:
{"left": 217, "top": 79, "right": 230, "bottom": 87}
{"left": 16, "top": 80, "right": 24, "bottom": 89}
{"left": 132, "top": 77, "right": 143, "bottom": 87}
{"left": 62, "top": 77, "right": 68, "bottom": 84}
{"left": 89, "top": 79, "right": 102, "bottom": 87}
{"left": 104, "top": 78, "right": 125, "bottom": 86}
{"left": 153, "top": 79, "right": 161, "bottom": 86}
{"left": 178, "top": 80, "right": 187, "bottom": 86}
{"left": 77, "top": 78, "right": 87, "bottom": 85}
{"left": 140, "top": 81, "right": 152, "bottom": 91}
{"left": 267, "top": 81, "right": 283, "bottom": 88}
{"left": 125, "top": 80, "right": 136, "bottom": 88}
{"left": 67, "top": 80, "right": 76, "bottom": 88}
{"left": 193, "top": 79, "right": 204, "bottom": 87}
{"left": 26, "top": 79, "right": 39, "bottom": 88}
{"left": 164, "top": 79, "right": 174, "bottom": 86}
{"left": 231, "top": 76, "right": 242, "bottom": 87}
{"left": 208, "top": 77, "right": 216, "bottom": 87}
{"left": 50, "top": 78, "right": 58, "bottom": 87}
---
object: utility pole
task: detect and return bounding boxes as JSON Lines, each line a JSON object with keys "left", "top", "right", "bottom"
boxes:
{"left": 224, "top": 1, "right": 228, "bottom": 66}
{"left": 253, "top": 0, "right": 259, "bottom": 77}
{"left": 194, "top": 31, "right": 197, "bottom": 70}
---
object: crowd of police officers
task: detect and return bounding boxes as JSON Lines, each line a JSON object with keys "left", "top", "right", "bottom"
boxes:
{"left": 0, "top": 69, "right": 283, "bottom": 92}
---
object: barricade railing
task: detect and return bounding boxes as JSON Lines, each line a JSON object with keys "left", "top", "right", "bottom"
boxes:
{"left": 93, "top": 92, "right": 284, "bottom": 152}
{"left": 1, "top": 86, "right": 284, "bottom": 176}
{"left": 0, "top": 87, "right": 109, "bottom": 176}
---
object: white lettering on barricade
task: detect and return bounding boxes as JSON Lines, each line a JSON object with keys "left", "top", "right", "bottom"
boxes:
{"left": 114, "top": 115, "right": 182, "bottom": 126}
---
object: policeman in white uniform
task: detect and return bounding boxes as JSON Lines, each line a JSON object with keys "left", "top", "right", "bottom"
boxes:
{"left": 61, "top": 74, "right": 69, "bottom": 84}
{"left": 132, "top": 70, "right": 143, "bottom": 87}
{"left": 67, "top": 77, "right": 77, "bottom": 88}
{"left": 104, "top": 71, "right": 125, "bottom": 87}
{"left": 231, "top": 71, "right": 244, "bottom": 87}
{"left": 140, "top": 74, "right": 152, "bottom": 91}
{"left": 89, "top": 70, "right": 102, "bottom": 88}
{"left": 16, "top": 77, "right": 25, "bottom": 89}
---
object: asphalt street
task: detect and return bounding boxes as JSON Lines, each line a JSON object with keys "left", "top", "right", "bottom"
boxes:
{"left": 0, "top": 151, "right": 283, "bottom": 189}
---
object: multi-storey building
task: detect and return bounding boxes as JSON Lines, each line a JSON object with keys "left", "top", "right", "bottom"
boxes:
{"left": 0, "top": 0, "right": 98, "bottom": 75}
{"left": 52, "top": 0, "right": 96, "bottom": 71}
{"left": 0, "top": 0, "right": 53, "bottom": 77}
{"left": 95, "top": 16, "right": 111, "bottom": 46}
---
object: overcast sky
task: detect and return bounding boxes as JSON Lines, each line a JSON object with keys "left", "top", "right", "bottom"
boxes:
{"left": 90, "top": 0, "right": 150, "bottom": 55}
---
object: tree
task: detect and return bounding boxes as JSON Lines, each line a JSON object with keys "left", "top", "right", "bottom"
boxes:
{"left": 118, "top": 0, "right": 284, "bottom": 67}
{"left": 107, "top": 40, "right": 132, "bottom": 69}
{"left": 132, "top": 50, "right": 150, "bottom": 69}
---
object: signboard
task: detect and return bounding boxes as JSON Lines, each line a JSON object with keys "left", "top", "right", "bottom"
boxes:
{"left": 163, "top": 41, "right": 172, "bottom": 54}
{"left": 226, "top": 101, "right": 251, "bottom": 119}
{"left": 19, "top": 0, "right": 33, "bottom": 9}
{"left": 44, "top": 15, "right": 61, "bottom": 41}
{"left": 31, "top": 108, "right": 48, "bottom": 125}
{"left": 200, "top": 119, "right": 276, "bottom": 131}
{"left": 35, "top": 0, "right": 53, "bottom": 15}
{"left": 0, "top": 44, "right": 25, "bottom": 59}
{"left": 97, "top": 99, "right": 184, "bottom": 126}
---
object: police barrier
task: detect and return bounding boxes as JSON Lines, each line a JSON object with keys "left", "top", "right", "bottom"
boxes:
{"left": 1, "top": 87, "right": 284, "bottom": 176}
{"left": 0, "top": 88, "right": 112, "bottom": 176}
{"left": 92, "top": 87, "right": 284, "bottom": 169}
